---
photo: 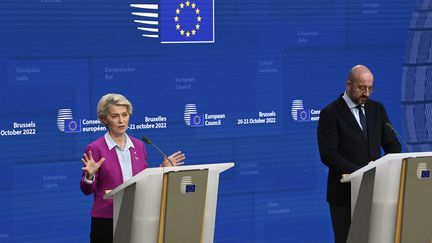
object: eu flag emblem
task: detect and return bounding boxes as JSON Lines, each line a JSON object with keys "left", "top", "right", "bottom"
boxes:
{"left": 64, "top": 119, "right": 82, "bottom": 133}
{"left": 421, "top": 170, "right": 430, "bottom": 179}
{"left": 160, "top": 0, "right": 214, "bottom": 43}
{"left": 185, "top": 184, "right": 196, "bottom": 193}
{"left": 296, "top": 109, "right": 310, "bottom": 122}
{"left": 190, "top": 114, "right": 205, "bottom": 126}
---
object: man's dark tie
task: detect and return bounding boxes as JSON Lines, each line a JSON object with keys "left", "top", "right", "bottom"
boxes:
{"left": 356, "top": 105, "right": 367, "bottom": 138}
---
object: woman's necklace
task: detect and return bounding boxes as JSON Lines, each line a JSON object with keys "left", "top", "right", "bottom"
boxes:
{"left": 115, "top": 134, "right": 126, "bottom": 150}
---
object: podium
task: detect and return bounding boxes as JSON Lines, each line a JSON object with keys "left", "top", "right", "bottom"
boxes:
{"left": 104, "top": 162, "right": 234, "bottom": 243}
{"left": 341, "top": 152, "right": 432, "bottom": 243}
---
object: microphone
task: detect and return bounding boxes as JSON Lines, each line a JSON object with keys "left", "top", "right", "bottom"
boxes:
{"left": 142, "top": 136, "right": 174, "bottom": 166}
{"left": 385, "top": 122, "right": 410, "bottom": 152}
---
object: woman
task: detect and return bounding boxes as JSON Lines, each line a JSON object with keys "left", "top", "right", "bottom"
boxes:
{"left": 80, "top": 93, "right": 185, "bottom": 243}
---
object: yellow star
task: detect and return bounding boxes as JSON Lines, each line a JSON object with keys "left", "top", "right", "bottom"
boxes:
{"left": 195, "top": 24, "right": 200, "bottom": 29}
{"left": 191, "top": 29, "right": 196, "bottom": 35}
{"left": 195, "top": 8, "right": 200, "bottom": 14}
{"left": 185, "top": 1, "right": 190, "bottom": 6}
{"left": 197, "top": 16, "right": 201, "bottom": 22}
{"left": 176, "top": 24, "right": 180, "bottom": 29}
{"left": 180, "top": 3, "right": 184, "bottom": 8}
{"left": 176, "top": 8, "right": 180, "bottom": 14}
{"left": 186, "top": 31, "right": 190, "bottom": 37}
{"left": 191, "top": 3, "right": 196, "bottom": 8}
{"left": 174, "top": 16, "right": 179, "bottom": 22}
{"left": 180, "top": 29, "right": 185, "bottom": 35}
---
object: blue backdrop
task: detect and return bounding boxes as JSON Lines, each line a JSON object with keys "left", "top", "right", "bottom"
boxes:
{"left": 1, "top": 0, "right": 430, "bottom": 242}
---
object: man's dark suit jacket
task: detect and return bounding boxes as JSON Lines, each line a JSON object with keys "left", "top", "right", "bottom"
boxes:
{"left": 317, "top": 94, "right": 401, "bottom": 205}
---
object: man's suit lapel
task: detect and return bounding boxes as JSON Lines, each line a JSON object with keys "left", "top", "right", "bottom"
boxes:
{"left": 335, "top": 97, "right": 368, "bottom": 142}
{"left": 364, "top": 102, "right": 376, "bottom": 142}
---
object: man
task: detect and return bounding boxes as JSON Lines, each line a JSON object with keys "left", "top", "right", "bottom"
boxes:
{"left": 317, "top": 65, "right": 401, "bottom": 243}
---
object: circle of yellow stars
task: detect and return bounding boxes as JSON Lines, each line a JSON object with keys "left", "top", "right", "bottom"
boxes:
{"left": 174, "top": 1, "right": 201, "bottom": 38}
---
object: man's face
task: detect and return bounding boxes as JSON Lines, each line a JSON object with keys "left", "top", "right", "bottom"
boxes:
{"left": 347, "top": 73, "right": 374, "bottom": 105}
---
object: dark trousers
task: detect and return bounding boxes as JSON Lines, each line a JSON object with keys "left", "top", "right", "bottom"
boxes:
{"left": 329, "top": 204, "right": 351, "bottom": 243}
{"left": 90, "top": 217, "right": 113, "bottom": 243}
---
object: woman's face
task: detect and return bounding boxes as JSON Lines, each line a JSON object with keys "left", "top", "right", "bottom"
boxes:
{"left": 103, "top": 105, "right": 130, "bottom": 137}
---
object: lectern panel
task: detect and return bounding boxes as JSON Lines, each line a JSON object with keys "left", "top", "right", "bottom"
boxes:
{"left": 160, "top": 169, "right": 209, "bottom": 243}
{"left": 396, "top": 157, "right": 432, "bottom": 243}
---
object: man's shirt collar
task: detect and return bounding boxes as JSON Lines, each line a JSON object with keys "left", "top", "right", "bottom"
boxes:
{"left": 342, "top": 91, "right": 363, "bottom": 109}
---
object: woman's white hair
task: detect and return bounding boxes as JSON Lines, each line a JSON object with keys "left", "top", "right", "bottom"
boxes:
{"left": 97, "top": 93, "right": 133, "bottom": 125}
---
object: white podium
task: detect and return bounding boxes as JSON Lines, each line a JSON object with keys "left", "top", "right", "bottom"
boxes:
{"left": 105, "top": 162, "right": 234, "bottom": 243}
{"left": 341, "top": 152, "right": 432, "bottom": 243}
